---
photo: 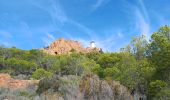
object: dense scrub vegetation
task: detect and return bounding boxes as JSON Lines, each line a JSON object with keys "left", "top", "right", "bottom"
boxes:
{"left": 0, "top": 25, "right": 170, "bottom": 99}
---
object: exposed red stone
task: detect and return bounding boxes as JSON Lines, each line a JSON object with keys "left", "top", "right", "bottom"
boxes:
{"left": 0, "top": 73, "right": 38, "bottom": 89}
{"left": 41, "top": 38, "right": 101, "bottom": 55}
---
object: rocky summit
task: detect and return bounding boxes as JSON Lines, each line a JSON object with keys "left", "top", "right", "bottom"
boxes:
{"left": 41, "top": 38, "right": 102, "bottom": 55}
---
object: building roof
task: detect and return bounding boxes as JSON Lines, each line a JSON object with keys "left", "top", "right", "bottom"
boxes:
{"left": 90, "top": 41, "right": 95, "bottom": 43}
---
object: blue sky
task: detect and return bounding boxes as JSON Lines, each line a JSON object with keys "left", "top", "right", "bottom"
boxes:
{"left": 0, "top": 0, "right": 170, "bottom": 51}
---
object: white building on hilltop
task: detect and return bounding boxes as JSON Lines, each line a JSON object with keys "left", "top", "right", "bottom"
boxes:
{"left": 90, "top": 41, "right": 96, "bottom": 48}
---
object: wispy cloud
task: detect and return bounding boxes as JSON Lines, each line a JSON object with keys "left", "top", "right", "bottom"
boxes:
{"left": 96, "top": 33, "right": 121, "bottom": 51}
{"left": 28, "top": 0, "right": 122, "bottom": 51}
{"left": 91, "top": 0, "right": 110, "bottom": 11}
{"left": 19, "top": 21, "right": 34, "bottom": 37}
{"left": 29, "top": 0, "right": 99, "bottom": 44}
{"left": 136, "top": 0, "right": 150, "bottom": 39}
{"left": 0, "top": 30, "right": 13, "bottom": 47}
{"left": 117, "top": 32, "right": 124, "bottom": 38}
{"left": 123, "top": 0, "right": 151, "bottom": 40}
{"left": 150, "top": 10, "right": 168, "bottom": 27}
{"left": 42, "top": 33, "right": 55, "bottom": 46}
{"left": 0, "top": 30, "right": 12, "bottom": 39}
{"left": 68, "top": 29, "right": 124, "bottom": 52}
{"left": 134, "top": 8, "right": 150, "bottom": 39}
{"left": 138, "top": 0, "right": 149, "bottom": 20}
{"left": 69, "top": 20, "right": 97, "bottom": 40}
{"left": 29, "top": 0, "right": 67, "bottom": 25}
{"left": 49, "top": 0, "right": 68, "bottom": 25}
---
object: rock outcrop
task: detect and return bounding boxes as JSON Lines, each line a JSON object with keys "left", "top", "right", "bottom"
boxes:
{"left": 0, "top": 74, "right": 133, "bottom": 100}
{"left": 0, "top": 73, "right": 38, "bottom": 89}
{"left": 37, "top": 74, "right": 133, "bottom": 100}
{"left": 41, "top": 38, "right": 102, "bottom": 55}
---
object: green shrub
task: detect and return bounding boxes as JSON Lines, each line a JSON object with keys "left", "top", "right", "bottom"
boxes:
{"left": 92, "top": 65, "right": 104, "bottom": 78}
{"left": 32, "top": 68, "right": 53, "bottom": 79}
{"left": 103, "top": 67, "right": 120, "bottom": 78}
{"left": 19, "top": 91, "right": 29, "bottom": 97}
{"left": 149, "top": 80, "right": 167, "bottom": 97}
{"left": 5, "top": 58, "right": 37, "bottom": 75}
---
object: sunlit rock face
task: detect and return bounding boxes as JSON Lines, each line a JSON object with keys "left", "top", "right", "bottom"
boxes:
{"left": 0, "top": 73, "right": 38, "bottom": 89}
{"left": 37, "top": 75, "right": 133, "bottom": 100}
{"left": 79, "top": 75, "right": 133, "bottom": 100}
{"left": 41, "top": 38, "right": 102, "bottom": 55}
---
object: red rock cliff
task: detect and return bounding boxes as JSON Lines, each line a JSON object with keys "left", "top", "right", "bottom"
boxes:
{"left": 41, "top": 38, "right": 101, "bottom": 55}
{"left": 0, "top": 73, "right": 38, "bottom": 89}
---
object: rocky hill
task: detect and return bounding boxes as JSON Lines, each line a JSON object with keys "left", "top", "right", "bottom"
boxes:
{"left": 41, "top": 38, "right": 102, "bottom": 55}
